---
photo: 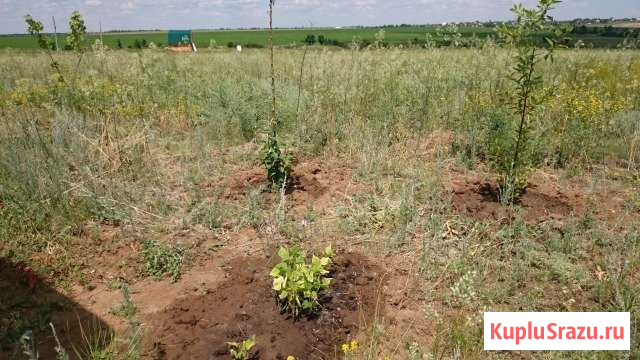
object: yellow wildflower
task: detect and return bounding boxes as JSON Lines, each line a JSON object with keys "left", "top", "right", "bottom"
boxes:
{"left": 341, "top": 343, "right": 350, "bottom": 353}
{"left": 287, "top": 356, "right": 295, "bottom": 360}
{"left": 350, "top": 340, "right": 359, "bottom": 351}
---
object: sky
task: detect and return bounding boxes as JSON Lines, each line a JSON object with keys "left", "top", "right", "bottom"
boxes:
{"left": 0, "top": 0, "right": 639, "bottom": 34}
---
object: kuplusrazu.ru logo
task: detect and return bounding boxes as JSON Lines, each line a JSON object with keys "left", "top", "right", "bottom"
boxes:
{"left": 484, "top": 312, "right": 630, "bottom": 351}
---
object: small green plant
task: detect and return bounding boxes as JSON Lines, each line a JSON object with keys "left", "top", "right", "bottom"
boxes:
{"left": 24, "top": 15, "right": 50, "bottom": 50}
{"left": 270, "top": 245, "right": 333, "bottom": 317}
{"left": 25, "top": 10, "right": 88, "bottom": 83}
{"left": 24, "top": 15, "right": 65, "bottom": 82}
{"left": 66, "top": 11, "right": 86, "bottom": 52}
{"left": 71, "top": 319, "right": 115, "bottom": 360}
{"left": 261, "top": 135, "right": 292, "bottom": 188}
{"left": 226, "top": 335, "right": 256, "bottom": 360}
{"left": 495, "top": 0, "right": 571, "bottom": 202}
{"left": 141, "top": 240, "right": 186, "bottom": 282}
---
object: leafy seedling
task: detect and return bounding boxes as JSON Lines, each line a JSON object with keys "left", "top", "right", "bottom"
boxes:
{"left": 495, "top": 0, "right": 571, "bottom": 202}
{"left": 270, "top": 245, "right": 333, "bottom": 318}
{"left": 227, "top": 335, "right": 256, "bottom": 360}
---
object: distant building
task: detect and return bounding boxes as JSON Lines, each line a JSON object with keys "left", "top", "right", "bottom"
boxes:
{"left": 168, "top": 30, "right": 196, "bottom": 52}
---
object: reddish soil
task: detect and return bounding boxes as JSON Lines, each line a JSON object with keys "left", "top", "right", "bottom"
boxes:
{"left": 143, "top": 253, "right": 385, "bottom": 360}
{"left": 448, "top": 178, "right": 577, "bottom": 223}
{"left": 71, "top": 224, "right": 141, "bottom": 283}
{"left": 221, "top": 159, "right": 356, "bottom": 212}
{"left": 167, "top": 45, "right": 194, "bottom": 53}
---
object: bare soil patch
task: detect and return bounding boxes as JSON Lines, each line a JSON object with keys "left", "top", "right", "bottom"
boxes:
{"left": 144, "top": 253, "right": 385, "bottom": 360}
{"left": 222, "top": 159, "right": 356, "bottom": 212}
{"left": 449, "top": 178, "right": 576, "bottom": 223}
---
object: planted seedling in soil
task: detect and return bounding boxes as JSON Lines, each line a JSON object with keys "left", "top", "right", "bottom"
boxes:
{"left": 227, "top": 335, "right": 256, "bottom": 360}
{"left": 495, "top": 0, "right": 571, "bottom": 203}
{"left": 260, "top": 0, "right": 292, "bottom": 190}
{"left": 270, "top": 245, "right": 333, "bottom": 318}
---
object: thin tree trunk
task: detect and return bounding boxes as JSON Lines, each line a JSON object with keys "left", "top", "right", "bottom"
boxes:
{"left": 508, "top": 49, "right": 537, "bottom": 197}
{"left": 269, "top": 2, "right": 277, "bottom": 133}
{"left": 295, "top": 46, "right": 308, "bottom": 122}
{"left": 52, "top": 16, "right": 59, "bottom": 52}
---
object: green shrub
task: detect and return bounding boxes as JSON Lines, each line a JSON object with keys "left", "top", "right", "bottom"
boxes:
{"left": 304, "top": 34, "right": 316, "bottom": 45}
{"left": 270, "top": 245, "right": 333, "bottom": 317}
{"left": 261, "top": 135, "right": 292, "bottom": 189}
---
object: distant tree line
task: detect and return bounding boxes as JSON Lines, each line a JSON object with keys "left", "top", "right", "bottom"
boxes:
{"left": 571, "top": 25, "right": 640, "bottom": 38}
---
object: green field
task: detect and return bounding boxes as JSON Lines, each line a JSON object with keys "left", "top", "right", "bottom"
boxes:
{"left": 0, "top": 25, "right": 630, "bottom": 49}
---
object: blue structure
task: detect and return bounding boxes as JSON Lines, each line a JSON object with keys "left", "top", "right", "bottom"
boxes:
{"left": 168, "top": 30, "right": 193, "bottom": 46}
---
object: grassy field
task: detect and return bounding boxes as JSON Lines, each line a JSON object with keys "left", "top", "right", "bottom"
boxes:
{"left": 0, "top": 25, "right": 632, "bottom": 49}
{"left": 0, "top": 44, "right": 639, "bottom": 359}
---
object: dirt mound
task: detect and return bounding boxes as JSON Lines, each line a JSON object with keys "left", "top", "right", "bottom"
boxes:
{"left": 144, "top": 253, "right": 384, "bottom": 360}
{"left": 224, "top": 166, "right": 267, "bottom": 197}
{"left": 223, "top": 159, "right": 354, "bottom": 212}
{"left": 449, "top": 179, "right": 574, "bottom": 222}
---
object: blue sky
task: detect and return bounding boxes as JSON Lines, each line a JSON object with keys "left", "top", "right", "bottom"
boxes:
{"left": 1, "top": 0, "right": 638, "bottom": 34}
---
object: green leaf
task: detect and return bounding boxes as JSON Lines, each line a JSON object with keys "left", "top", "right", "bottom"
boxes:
{"left": 270, "top": 266, "right": 281, "bottom": 277}
{"left": 273, "top": 277, "right": 285, "bottom": 291}
{"left": 244, "top": 336, "right": 256, "bottom": 350}
{"left": 320, "top": 257, "right": 330, "bottom": 267}
{"left": 323, "top": 244, "right": 333, "bottom": 258}
{"left": 277, "top": 247, "right": 289, "bottom": 260}
{"left": 302, "top": 299, "right": 314, "bottom": 309}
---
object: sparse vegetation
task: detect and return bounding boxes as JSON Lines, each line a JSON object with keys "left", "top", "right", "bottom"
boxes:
{"left": 141, "top": 240, "right": 186, "bottom": 282}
